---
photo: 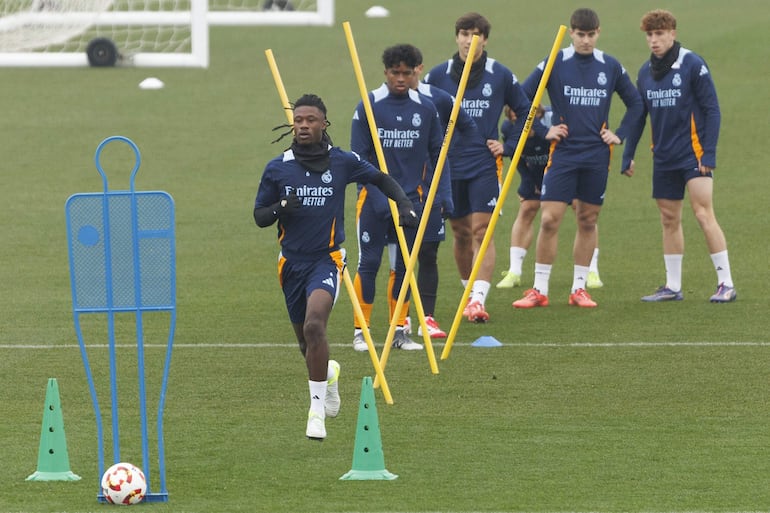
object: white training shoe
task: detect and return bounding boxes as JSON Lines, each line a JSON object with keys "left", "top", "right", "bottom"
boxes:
{"left": 306, "top": 410, "right": 326, "bottom": 441}
{"left": 325, "top": 360, "right": 340, "bottom": 418}
{"left": 352, "top": 332, "right": 368, "bottom": 352}
{"left": 392, "top": 328, "right": 424, "bottom": 350}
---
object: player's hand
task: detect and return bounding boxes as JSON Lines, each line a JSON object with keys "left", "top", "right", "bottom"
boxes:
{"left": 486, "top": 139, "right": 504, "bottom": 157}
{"left": 698, "top": 162, "right": 714, "bottom": 175}
{"left": 622, "top": 159, "right": 635, "bottom": 177}
{"left": 276, "top": 192, "right": 301, "bottom": 215}
{"left": 397, "top": 200, "right": 419, "bottom": 228}
{"left": 546, "top": 124, "right": 568, "bottom": 141}
{"left": 600, "top": 128, "right": 621, "bottom": 145}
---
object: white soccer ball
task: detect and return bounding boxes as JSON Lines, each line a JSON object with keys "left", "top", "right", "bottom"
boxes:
{"left": 101, "top": 462, "right": 147, "bottom": 506}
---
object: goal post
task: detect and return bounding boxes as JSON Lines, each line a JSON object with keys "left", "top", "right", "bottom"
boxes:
{"left": 0, "top": 0, "right": 334, "bottom": 68}
{"left": 0, "top": 0, "right": 209, "bottom": 68}
{"left": 208, "top": 0, "right": 333, "bottom": 26}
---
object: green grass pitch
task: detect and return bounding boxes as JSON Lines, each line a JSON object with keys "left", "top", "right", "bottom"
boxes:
{"left": 1, "top": 0, "right": 769, "bottom": 512}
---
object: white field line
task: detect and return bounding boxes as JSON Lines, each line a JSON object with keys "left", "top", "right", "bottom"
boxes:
{"left": 2, "top": 341, "right": 770, "bottom": 350}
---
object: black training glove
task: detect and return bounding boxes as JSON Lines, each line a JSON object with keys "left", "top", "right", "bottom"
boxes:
{"left": 275, "top": 192, "right": 301, "bottom": 215}
{"left": 397, "top": 200, "right": 419, "bottom": 228}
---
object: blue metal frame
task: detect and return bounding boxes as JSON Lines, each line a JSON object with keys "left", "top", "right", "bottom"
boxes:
{"left": 65, "top": 136, "right": 176, "bottom": 503}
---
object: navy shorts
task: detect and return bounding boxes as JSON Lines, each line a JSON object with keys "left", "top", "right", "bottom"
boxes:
{"left": 278, "top": 249, "right": 345, "bottom": 324}
{"left": 653, "top": 166, "right": 713, "bottom": 200}
{"left": 541, "top": 161, "right": 607, "bottom": 205}
{"left": 422, "top": 204, "right": 446, "bottom": 243}
{"left": 450, "top": 171, "right": 500, "bottom": 218}
{"left": 517, "top": 164, "right": 545, "bottom": 201}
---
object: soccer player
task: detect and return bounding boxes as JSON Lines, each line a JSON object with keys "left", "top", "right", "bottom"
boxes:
{"left": 399, "top": 47, "right": 482, "bottom": 339}
{"left": 425, "top": 11, "right": 532, "bottom": 322}
{"left": 350, "top": 44, "right": 448, "bottom": 351}
{"left": 512, "top": 8, "right": 643, "bottom": 309}
{"left": 253, "top": 94, "right": 417, "bottom": 440}
{"left": 622, "top": 9, "right": 736, "bottom": 303}
{"left": 496, "top": 105, "right": 603, "bottom": 290}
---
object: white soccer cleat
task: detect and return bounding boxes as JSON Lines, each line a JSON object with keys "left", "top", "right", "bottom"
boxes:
{"left": 325, "top": 360, "right": 340, "bottom": 418}
{"left": 352, "top": 332, "right": 368, "bottom": 352}
{"left": 392, "top": 328, "right": 424, "bottom": 350}
{"left": 306, "top": 410, "right": 326, "bottom": 441}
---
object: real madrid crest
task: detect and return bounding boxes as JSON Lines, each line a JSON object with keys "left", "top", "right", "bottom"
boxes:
{"left": 597, "top": 72, "right": 607, "bottom": 85}
{"left": 321, "top": 170, "right": 332, "bottom": 183}
{"left": 482, "top": 83, "right": 493, "bottom": 97}
{"left": 412, "top": 112, "right": 422, "bottom": 127}
{"left": 672, "top": 73, "right": 682, "bottom": 86}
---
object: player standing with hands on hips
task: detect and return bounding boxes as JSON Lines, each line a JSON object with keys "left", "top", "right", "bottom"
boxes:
{"left": 622, "top": 9, "right": 736, "bottom": 303}
{"left": 252, "top": 94, "right": 418, "bottom": 440}
{"left": 424, "top": 12, "right": 532, "bottom": 322}
{"left": 512, "top": 8, "right": 643, "bottom": 309}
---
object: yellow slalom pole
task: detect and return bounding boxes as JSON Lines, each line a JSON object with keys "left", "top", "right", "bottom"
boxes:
{"left": 441, "top": 25, "right": 568, "bottom": 360}
{"left": 264, "top": 49, "right": 394, "bottom": 404}
{"left": 371, "top": 32, "right": 480, "bottom": 387}
{"left": 342, "top": 22, "right": 438, "bottom": 382}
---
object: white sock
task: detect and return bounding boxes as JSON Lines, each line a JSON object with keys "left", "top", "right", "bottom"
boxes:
{"left": 533, "top": 263, "right": 552, "bottom": 296}
{"left": 664, "top": 254, "right": 683, "bottom": 292}
{"left": 710, "top": 250, "right": 733, "bottom": 287}
{"left": 472, "top": 280, "right": 491, "bottom": 305}
{"left": 572, "top": 265, "right": 590, "bottom": 293}
{"left": 509, "top": 247, "right": 527, "bottom": 275}
{"left": 461, "top": 279, "right": 469, "bottom": 288}
{"left": 308, "top": 380, "right": 326, "bottom": 417}
{"left": 589, "top": 248, "right": 600, "bottom": 273}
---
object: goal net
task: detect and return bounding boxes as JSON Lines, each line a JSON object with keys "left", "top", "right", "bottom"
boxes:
{"left": 0, "top": 0, "right": 333, "bottom": 68}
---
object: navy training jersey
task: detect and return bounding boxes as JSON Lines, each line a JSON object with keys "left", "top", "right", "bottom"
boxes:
{"left": 351, "top": 85, "right": 445, "bottom": 214}
{"left": 523, "top": 46, "right": 643, "bottom": 166}
{"left": 623, "top": 47, "right": 720, "bottom": 172}
{"left": 254, "top": 146, "right": 383, "bottom": 260}
{"left": 424, "top": 56, "right": 530, "bottom": 179}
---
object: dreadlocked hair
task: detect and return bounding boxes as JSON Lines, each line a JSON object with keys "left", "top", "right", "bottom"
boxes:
{"left": 271, "top": 93, "right": 332, "bottom": 145}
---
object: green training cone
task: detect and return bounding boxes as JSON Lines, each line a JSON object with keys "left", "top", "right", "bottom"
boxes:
{"left": 340, "top": 376, "right": 397, "bottom": 481}
{"left": 26, "top": 378, "right": 81, "bottom": 481}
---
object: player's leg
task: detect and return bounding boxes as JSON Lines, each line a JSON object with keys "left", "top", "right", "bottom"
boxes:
{"left": 569, "top": 199, "right": 599, "bottom": 307}
{"left": 303, "top": 254, "right": 343, "bottom": 439}
{"left": 513, "top": 162, "right": 575, "bottom": 309}
{"left": 391, "top": 220, "right": 423, "bottom": 350}
{"left": 498, "top": 197, "right": 539, "bottom": 288}
{"left": 686, "top": 175, "right": 736, "bottom": 301}
{"left": 352, "top": 195, "right": 388, "bottom": 350}
{"left": 642, "top": 168, "right": 686, "bottom": 301}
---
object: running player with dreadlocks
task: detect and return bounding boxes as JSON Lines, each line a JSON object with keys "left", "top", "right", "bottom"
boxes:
{"left": 350, "top": 44, "right": 448, "bottom": 352}
{"left": 425, "top": 12, "right": 533, "bottom": 323}
{"left": 253, "top": 94, "right": 417, "bottom": 440}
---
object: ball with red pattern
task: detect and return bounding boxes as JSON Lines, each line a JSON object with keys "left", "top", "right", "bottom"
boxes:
{"left": 101, "top": 462, "right": 147, "bottom": 505}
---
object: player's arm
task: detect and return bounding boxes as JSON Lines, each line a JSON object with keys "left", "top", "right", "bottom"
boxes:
{"left": 367, "top": 172, "right": 418, "bottom": 228}
{"left": 692, "top": 59, "right": 721, "bottom": 170}
{"left": 253, "top": 190, "right": 300, "bottom": 227}
{"left": 612, "top": 66, "right": 645, "bottom": 145}
{"left": 252, "top": 164, "right": 301, "bottom": 228}
{"left": 620, "top": 75, "right": 649, "bottom": 176}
